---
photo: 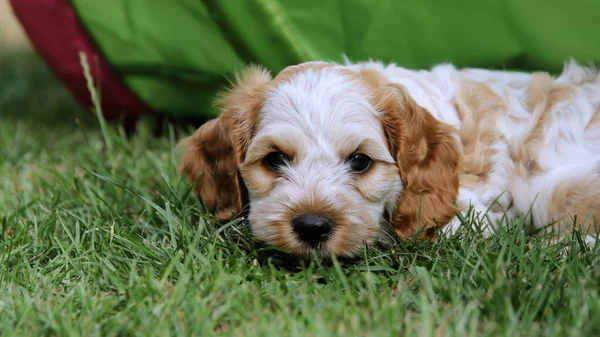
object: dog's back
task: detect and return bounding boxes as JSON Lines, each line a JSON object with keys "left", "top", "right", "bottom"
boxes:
{"left": 356, "top": 60, "right": 600, "bottom": 235}
{"left": 455, "top": 62, "right": 600, "bottom": 236}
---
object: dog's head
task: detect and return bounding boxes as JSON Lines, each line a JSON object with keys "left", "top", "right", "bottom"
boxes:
{"left": 180, "top": 62, "right": 459, "bottom": 257}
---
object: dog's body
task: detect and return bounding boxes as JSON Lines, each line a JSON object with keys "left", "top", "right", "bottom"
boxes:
{"left": 349, "top": 61, "right": 600, "bottom": 236}
{"left": 181, "top": 60, "right": 600, "bottom": 257}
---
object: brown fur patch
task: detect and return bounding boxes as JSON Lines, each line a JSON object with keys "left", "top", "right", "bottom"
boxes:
{"left": 354, "top": 162, "right": 400, "bottom": 202}
{"left": 273, "top": 62, "right": 335, "bottom": 83}
{"left": 510, "top": 74, "right": 574, "bottom": 177}
{"left": 525, "top": 74, "right": 572, "bottom": 149}
{"left": 455, "top": 80, "right": 506, "bottom": 186}
{"left": 549, "top": 175, "right": 600, "bottom": 235}
{"left": 353, "top": 69, "right": 460, "bottom": 239}
{"left": 179, "top": 66, "right": 272, "bottom": 220}
{"left": 238, "top": 164, "right": 278, "bottom": 197}
{"left": 284, "top": 191, "right": 349, "bottom": 227}
{"left": 242, "top": 134, "right": 300, "bottom": 165}
{"left": 219, "top": 66, "right": 273, "bottom": 163}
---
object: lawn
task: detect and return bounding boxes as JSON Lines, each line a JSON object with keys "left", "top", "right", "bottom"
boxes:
{"left": 1, "top": 52, "right": 600, "bottom": 337}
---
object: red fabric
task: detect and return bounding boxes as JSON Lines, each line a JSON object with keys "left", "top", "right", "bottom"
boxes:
{"left": 9, "top": 0, "right": 148, "bottom": 121}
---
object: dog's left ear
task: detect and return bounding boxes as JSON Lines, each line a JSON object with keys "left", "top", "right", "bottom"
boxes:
{"left": 179, "top": 66, "right": 271, "bottom": 221}
{"left": 373, "top": 80, "right": 460, "bottom": 239}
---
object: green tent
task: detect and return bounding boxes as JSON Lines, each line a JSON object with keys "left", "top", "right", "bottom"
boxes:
{"left": 12, "top": 0, "right": 600, "bottom": 120}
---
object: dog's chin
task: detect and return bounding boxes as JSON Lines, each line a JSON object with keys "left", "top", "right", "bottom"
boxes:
{"left": 254, "top": 230, "right": 385, "bottom": 261}
{"left": 261, "top": 240, "right": 366, "bottom": 263}
{"left": 257, "top": 237, "right": 395, "bottom": 268}
{"left": 250, "top": 210, "right": 395, "bottom": 261}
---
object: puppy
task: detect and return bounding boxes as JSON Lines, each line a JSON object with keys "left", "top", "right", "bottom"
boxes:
{"left": 179, "top": 60, "right": 600, "bottom": 257}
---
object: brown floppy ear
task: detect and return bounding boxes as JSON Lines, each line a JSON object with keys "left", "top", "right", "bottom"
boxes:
{"left": 376, "top": 82, "right": 460, "bottom": 239}
{"left": 179, "top": 66, "right": 272, "bottom": 221}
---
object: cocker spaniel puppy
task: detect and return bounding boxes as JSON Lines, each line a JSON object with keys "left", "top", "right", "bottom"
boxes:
{"left": 180, "top": 60, "right": 600, "bottom": 257}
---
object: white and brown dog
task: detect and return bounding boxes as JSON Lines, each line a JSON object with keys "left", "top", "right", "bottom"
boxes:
{"left": 179, "top": 60, "right": 600, "bottom": 257}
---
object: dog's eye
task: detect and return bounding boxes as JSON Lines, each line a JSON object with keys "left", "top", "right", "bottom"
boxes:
{"left": 348, "top": 154, "right": 372, "bottom": 173}
{"left": 264, "top": 152, "right": 289, "bottom": 170}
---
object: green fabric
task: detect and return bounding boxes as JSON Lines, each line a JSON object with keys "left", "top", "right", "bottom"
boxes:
{"left": 70, "top": 0, "right": 600, "bottom": 118}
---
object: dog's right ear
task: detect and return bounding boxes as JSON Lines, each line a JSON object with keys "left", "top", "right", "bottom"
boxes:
{"left": 179, "top": 118, "right": 242, "bottom": 221}
{"left": 353, "top": 68, "right": 460, "bottom": 239}
{"left": 179, "top": 66, "right": 272, "bottom": 221}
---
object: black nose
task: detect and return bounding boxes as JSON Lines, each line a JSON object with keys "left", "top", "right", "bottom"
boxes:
{"left": 292, "top": 214, "right": 333, "bottom": 246}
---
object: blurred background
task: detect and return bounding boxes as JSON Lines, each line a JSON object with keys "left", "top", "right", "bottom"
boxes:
{"left": 3, "top": 0, "right": 600, "bottom": 130}
{"left": 1, "top": 1, "right": 30, "bottom": 51}
{"left": 1, "top": 0, "right": 88, "bottom": 129}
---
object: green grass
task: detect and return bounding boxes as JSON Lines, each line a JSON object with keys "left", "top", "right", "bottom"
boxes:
{"left": 1, "top": 52, "right": 600, "bottom": 337}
